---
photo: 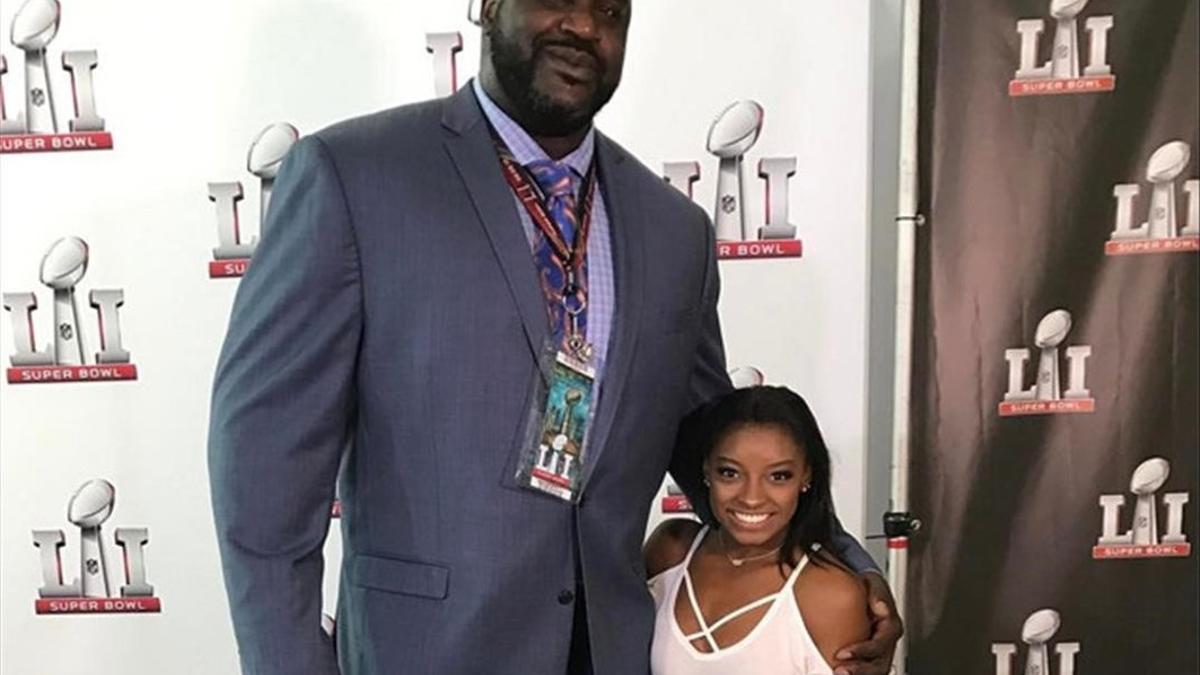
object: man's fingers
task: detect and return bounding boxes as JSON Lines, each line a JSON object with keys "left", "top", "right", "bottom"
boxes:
{"left": 844, "top": 573, "right": 901, "bottom": 675}
{"left": 834, "top": 660, "right": 888, "bottom": 675}
{"left": 873, "top": 614, "right": 904, "bottom": 642}
{"left": 871, "top": 599, "right": 892, "bottom": 618}
{"left": 837, "top": 637, "right": 887, "bottom": 662}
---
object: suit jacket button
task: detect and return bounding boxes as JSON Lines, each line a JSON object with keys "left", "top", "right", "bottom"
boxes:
{"left": 557, "top": 589, "right": 575, "bottom": 605}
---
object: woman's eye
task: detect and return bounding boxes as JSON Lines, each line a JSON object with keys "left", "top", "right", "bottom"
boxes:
{"left": 716, "top": 467, "right": 738, "bottom": 480}
{"left": 770, "top": 471, "right": 794, "bottom": 482}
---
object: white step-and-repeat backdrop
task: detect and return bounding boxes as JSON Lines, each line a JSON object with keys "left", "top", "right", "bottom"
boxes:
{"left": 0, "top": 1, "right": 888, "bottom": 672}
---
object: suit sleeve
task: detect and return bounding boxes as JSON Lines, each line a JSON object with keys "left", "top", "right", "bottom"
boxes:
{"left": 669, "top": 208, "right": 880, "bottom": 576}
{"left": 683, "top": 209, "right": 733, "bottom": 411}
{"left": 208, "top": 135, "right": 359, "bottom": 675}
{"left": 668, "top": 210, "right": 732, "bottom": 512}
{"left": 831, "top": 514, "right": 880, "bottom": 574}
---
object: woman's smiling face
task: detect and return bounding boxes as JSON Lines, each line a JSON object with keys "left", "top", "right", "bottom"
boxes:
{"left": 704, "top": 423, "right": 811, "bottom": 549}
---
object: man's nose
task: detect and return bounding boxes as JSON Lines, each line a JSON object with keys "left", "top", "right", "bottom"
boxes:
{"left": 559, "top": 6, "right": 597, "bottom": 41}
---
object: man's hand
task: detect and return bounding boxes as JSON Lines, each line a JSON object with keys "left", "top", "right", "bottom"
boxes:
{"left": 834, "top": 572, "right": 903, "bottom": 675}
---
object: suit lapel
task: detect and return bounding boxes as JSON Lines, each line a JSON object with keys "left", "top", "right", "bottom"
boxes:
{"left": 443, "top": 90, "right": 644, "bottom": 489}
{"left": 441, "top": 88, "right": 548, "bottom": 366}
{"left": 580, "top": 134, "right": 646, "bottom": 489}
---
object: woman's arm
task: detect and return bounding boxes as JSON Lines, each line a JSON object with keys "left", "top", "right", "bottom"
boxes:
{"left": 794, "top": 559, "right": 872, "bottom": 669}
{"left": 643, "top": 518, "right": 702, "bottom": 578}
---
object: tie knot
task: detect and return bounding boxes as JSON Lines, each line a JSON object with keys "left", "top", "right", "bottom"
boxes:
{"left": 525, "top": 160, "right": 579, "bottom": 200}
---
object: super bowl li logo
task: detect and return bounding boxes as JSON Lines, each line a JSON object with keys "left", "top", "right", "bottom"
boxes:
{"left": 1094, "top": 457, "right": 1190, "bottom": 559}
{"left": 1010, "top": 0, "right": 1115, "bottom": 97}
{"left": 662, "top": 101, "right": 802, "bottom": 261}
{"left": 206, "top": 123, "right": 300, "bottom": 278}
{"left": 992, "top": 609, "right": 1080, "bottom": 675}
{"left": 0, "top": 0, "right": 113, "bottom": 153}
{"left": 2, "top": 236, "right": 137, "bottom": 384}
{"left": 1000, "top": 309, "right": 1093, "bottom": 416}
{"left": 1106, "top": 140, "right": 1199, "bottom": 256}
{"left": 32, "top": 479, "right": 161, "bottom": 614}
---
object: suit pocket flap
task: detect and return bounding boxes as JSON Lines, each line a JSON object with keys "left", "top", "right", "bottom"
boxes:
{"left": 347, "top": 553, "right": 450, "bottom": 599}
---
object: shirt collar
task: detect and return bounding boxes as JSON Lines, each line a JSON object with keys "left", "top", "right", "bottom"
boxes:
{"left": 471, "top": 78, "right": 595, "bottom": 176}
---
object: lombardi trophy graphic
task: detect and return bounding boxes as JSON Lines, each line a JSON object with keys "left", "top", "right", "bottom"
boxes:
{"left": 1021, "top": 609, "right": 1060, "bottom": 675}
{"left": 39, "top": 236, "right": 88, "bottom": 366}
{"left": 707, "top": 100, "right": 763, "bottom": 241}
{"left": 210, "top": 122, "right": 299, "bottom": 264}
{"left": 1010, "top": 0, "right": 1116, "bottom": 97}
{"left": 247, "top": 122, "right": 300, "bottom": 227}
{"left": 1145, "top": 141, "right": 1191, "bottom": 239}
{"left": 555, "top": 389, "right": 584, "bottom": 475}
{"left": 1049, "top": 0, "right": 1087, "bottom": 79}
{"left": 1, "top": 0, "right": 114, "bottom": 152}
{"left": 1033, "top": 310, "right": 1071, "bottom": 400}
{"left": 31, "top": 479, "right": 161, "bottom": 613}
{"left": 729, "top": 366, "right": 765, "bottom": 389}
{"left": 1094, "top": 456, "right": 1191, "bottom": 559}
{"left": 66, "top": 479, "right": 115, "bottom": 598}
{"left": 1130, "top": 457, "right": 1170, "bottom": 546}
{"left": 9, "top": 0, "right": 60, "bottom": 134}
{"left": 5, "top": 237, "right": 137, "bottom": 382}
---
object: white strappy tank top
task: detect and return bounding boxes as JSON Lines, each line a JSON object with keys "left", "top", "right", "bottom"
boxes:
{"left": 648, "top": 526, "right": 834, "bottom": 675}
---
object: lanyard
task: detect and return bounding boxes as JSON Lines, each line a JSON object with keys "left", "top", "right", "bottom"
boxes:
{"left": 493, "top": 144, "right": 597, "bottom": 278}
{"left": 490, "top": 131, "right": 599, "bottom": 361}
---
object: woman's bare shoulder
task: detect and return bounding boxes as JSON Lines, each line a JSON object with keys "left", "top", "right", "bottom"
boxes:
{"left": 794, "top": 554, "right": 871, "bottom": 666}
{"left": 643, "top": 519, "right": 703, "bottom": 577}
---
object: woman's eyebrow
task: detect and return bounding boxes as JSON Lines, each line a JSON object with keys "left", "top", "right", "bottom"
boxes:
{"left": 765, "top": 460, "right": 799, "bottom": 469}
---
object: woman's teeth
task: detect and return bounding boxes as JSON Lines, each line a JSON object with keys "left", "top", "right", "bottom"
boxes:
{"left": 732, "top": 512, "right": 769, "bottom": 525}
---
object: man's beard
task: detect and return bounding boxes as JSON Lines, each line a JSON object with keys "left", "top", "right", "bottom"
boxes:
{"left": 486, "top": 24, "right": 617, "bottom": 136}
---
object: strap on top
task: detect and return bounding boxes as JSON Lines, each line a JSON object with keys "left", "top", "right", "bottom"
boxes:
{"left": 678, "top": 528, "right": 812, "bottom": 653}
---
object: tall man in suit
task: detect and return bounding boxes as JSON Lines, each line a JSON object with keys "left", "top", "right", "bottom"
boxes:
{"left": 208, "top": 0, "right": 901, "bottom": 673}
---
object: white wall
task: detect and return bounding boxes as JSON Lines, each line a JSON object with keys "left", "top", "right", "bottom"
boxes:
{"left": 865, "top": 0, "right": 904, "bottom": 566}
{"left": 0, "top": 2, "right": 898, "bottom": 672}
{"left": 636, "top": 2, "right": 894, "bottom": 555}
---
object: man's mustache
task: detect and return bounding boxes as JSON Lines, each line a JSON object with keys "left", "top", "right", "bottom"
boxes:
{"left": 534, "top": 38, "right": 603, "bottom": 70}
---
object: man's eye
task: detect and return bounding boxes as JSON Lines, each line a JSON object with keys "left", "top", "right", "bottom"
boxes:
{"left": 598, "top": 2, "right": 626, "bottom": 20}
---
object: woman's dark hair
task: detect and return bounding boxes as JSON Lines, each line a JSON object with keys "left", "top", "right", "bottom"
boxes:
{"left": 673, "top": 385, "right": 843, "bottom": 570}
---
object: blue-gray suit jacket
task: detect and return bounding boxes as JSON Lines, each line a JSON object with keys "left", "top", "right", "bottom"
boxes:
{"left": 208, "top": 86, "right": 872, "bottom": 674}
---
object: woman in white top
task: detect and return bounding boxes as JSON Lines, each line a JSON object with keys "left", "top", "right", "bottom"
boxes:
{"left": 644, "top": 386, "right": 869, "bottom": 674}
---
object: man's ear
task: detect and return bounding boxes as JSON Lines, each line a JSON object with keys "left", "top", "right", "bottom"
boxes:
{"left": 481, "top": 0, "right": 503, "bottom": 27}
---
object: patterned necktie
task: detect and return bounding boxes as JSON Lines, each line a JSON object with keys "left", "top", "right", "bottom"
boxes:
{"left": 525, "top": 159, "right": 587, "bottom": 350}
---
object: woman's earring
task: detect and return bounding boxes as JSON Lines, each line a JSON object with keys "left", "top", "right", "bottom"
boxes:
{"left": 703, "top": 477, "right": 711, "bottom": 487}
{"left": 801, "top": 483, "right": 811, "bottom": 493}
